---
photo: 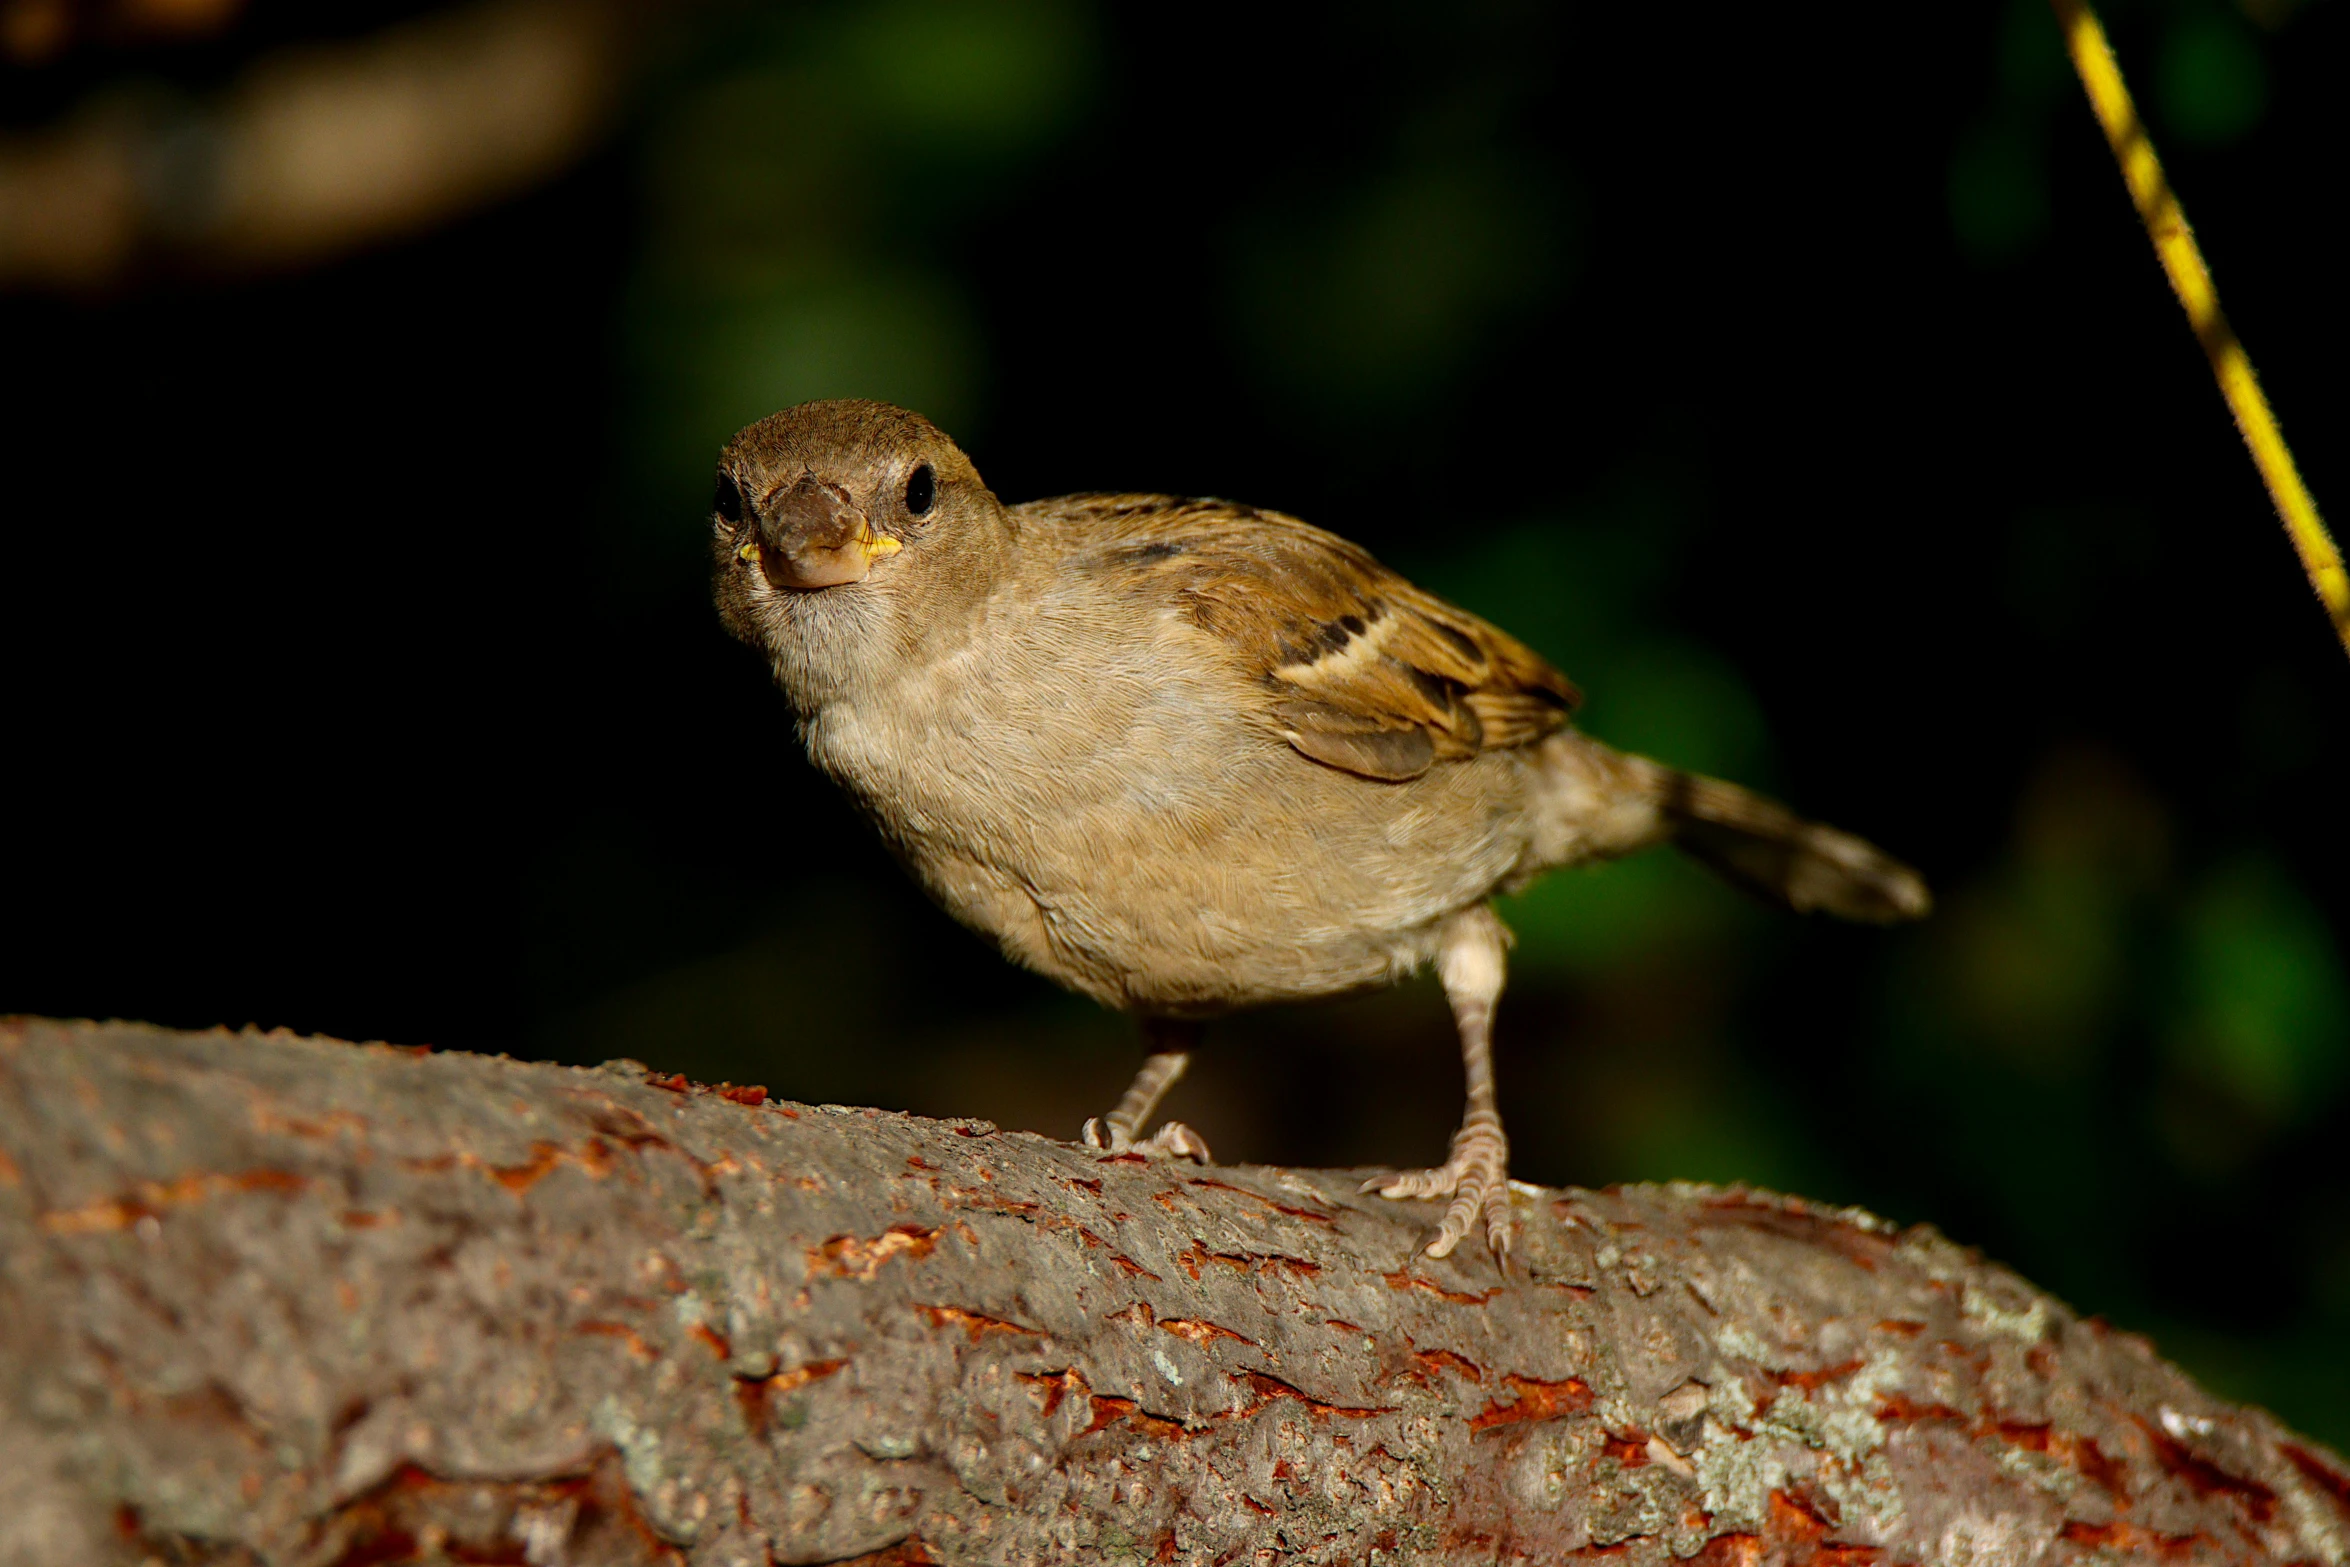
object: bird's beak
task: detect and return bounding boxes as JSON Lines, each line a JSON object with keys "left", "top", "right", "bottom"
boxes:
{"left": 741, "top": 470, "right": 902, "bottom": 590}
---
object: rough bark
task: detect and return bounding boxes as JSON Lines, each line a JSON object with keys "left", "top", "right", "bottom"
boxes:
{"left": 3, "top": 1019, "right": 2347, "bottom": 1567}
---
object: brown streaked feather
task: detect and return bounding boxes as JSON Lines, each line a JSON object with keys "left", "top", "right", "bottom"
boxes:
{"left": 1059, "top": 495, "right": 1580, "bottom": 781}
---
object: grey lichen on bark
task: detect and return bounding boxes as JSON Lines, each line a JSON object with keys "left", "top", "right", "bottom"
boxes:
{"left": 3, "top": 1017, "right": 2348, "bottom": 1567}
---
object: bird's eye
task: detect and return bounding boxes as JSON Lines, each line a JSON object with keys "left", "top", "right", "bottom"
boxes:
{"left": 713, "top": 471, "right": 744, "bottom": 524}
{"left": 904, "top": 464, "right": 936, "bottom": 518}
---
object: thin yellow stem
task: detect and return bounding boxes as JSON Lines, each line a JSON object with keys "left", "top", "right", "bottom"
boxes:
{"left": 2049, "top": 0, "right": 2350, "bottom": 660}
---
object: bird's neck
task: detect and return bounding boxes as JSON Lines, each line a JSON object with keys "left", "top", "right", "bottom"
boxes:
{"left": 775, "top": 520, "right": 1019, "bottom": 721}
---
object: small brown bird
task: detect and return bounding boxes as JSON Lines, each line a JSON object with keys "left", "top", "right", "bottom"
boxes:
{"left": 713, "top": 400, "right": 1928, "bottom": 1261}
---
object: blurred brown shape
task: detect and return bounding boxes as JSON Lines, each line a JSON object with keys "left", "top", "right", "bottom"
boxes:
{"left": 1, "top": 0, "right": 243, "bottom": 63}
{"left": 0, "top": 0, "right": 71, "bottom": 62}
{"left": 126, "top": 0, "right": 240, "bottom": 33}
{"left": 0, "top": 0, "right": 636, "bottom": 289}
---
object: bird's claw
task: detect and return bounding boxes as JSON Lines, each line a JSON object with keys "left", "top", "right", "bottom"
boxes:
{"left": 1361, "top": 1124, "right": 1513, "bottom": 1261}
{"left": 1082, "top": 1117, "right": 1211, "bottom": 1163}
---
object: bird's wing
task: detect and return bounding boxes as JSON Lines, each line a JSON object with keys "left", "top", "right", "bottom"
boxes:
{"left": 1058, "top": 495, "right": 1580, "bottom": 781}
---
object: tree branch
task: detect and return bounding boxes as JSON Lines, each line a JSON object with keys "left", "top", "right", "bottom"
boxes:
{"left": 4, "top": 1018, "right": 2347, "bottom": 1565}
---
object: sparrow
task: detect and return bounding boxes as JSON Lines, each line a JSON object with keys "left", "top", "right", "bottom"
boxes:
{"left": 713, "top": 399, "right": 1928, "bottom": 1261}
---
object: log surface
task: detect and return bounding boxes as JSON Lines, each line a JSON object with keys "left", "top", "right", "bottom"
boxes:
{"left": 3, "top": 1017, "right": 2347, "bottom": 1566}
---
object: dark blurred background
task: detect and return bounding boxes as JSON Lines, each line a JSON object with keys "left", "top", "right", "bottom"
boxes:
{"left": 5, "top": 0, "right": 2346, "bottom": 1445}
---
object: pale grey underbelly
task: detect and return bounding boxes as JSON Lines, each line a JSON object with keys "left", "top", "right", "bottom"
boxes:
{"left": 817, "top": 718, "right": 1536, "bottom": 1013}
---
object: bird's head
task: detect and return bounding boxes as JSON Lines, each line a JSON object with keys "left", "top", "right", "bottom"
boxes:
{"left": 712, "top": 400, "right": 1008, "bottom": 704}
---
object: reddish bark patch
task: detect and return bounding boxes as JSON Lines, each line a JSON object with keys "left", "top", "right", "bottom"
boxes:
{"left": 1875, "top": 1319, "right": 1926, "bottom": 1336}
{"left": 1875, "top": 1393, "right": 1965, "bottom": 1424}
{"left": 2058, "top": 1520, "right": 2204, "bottom": 1557}
{"left": 1160, "top": 1317, "right": 1255, "bottom": 1349}
{"left": 253, "top": 1106, "right": 371, "bottom": 1140}
{"left": 1469, "top": 1374, "right": 1594, "bottom": 1433}
{"left": 489, "top": 1138, "right": 615, "bottom": 1195}
{"left": 570, "top": 1097, "right": 686, "bottom": 1159}
{"left": 1696, "top": 1190, "right": 1889, "bottom": 1271}
{"left": 730, "top": 1377, "right": 766, "bottom": 1437}
{"left": 1109, "top": 1253, "right": 1160, "bottom": 1280}
{"left": 2136, "top": 1418, "right": 2278, "bottom": 1523}
{"left": 1082, "top": 1395, "right": 1186, "bottom": 1440}
{"left": 1381, "top": 1270, "right": 1494, "bottom": 1306}
{"left": 2283, "top": 1443, "right": 2350, "bottom": 1520}
{"left": 942, "top": 1188, "right": 1040, "bottom": 1217}
{"left": 1776, "top": 1359, "right": 1863, "bottom": 1392}
{"left": 1081, "top": 1395, "right": 1134, "bottom": 1436}
{"left": 644, "top": 1072, "right": 690, "bottom": 1094}
{"left": 686, "top": 1321, "right": 730, "bottom": 1360}
{"left": 1175, "top": 1238, "right": 1319, "bottom": 1282}
{"left": 1175, "top": 1240, "right": 1242, "bottom": 1278}
{"left": 808, "top": 1224, "right": 940, "bottom": 1280}
{"left": 715, "top": 1083, "right": 767, "bottom": 1106}
{"left": 736, "top": 1358, "right": 847, "bottom": 1435}
{"left": 2074, "top": 1434, "right": 2131, "bottom": 1502}
{"left": 1769, "top": 1489, "right": 1830, "bottom": 1539}
{"left": 574, "top": 1321, "right": 659, "bottom": 1361}
{"left": 1018, "top": 1369, "right": 1086, "bottom": 1418}
{"left": 1995, "top": 1422, "right": 2129, "bottom": 1502}
{"left": 290, "top": 1453, "right": 677, "bottom": 1567}
{"left": 1809, "top": 1546, "right": 1886, "bottom": 1566}
{"left": 1410, "top": 1347, "right": 1485, "bottom": 1384}
{"left": 918, "top": 1303, "right": 1040, "bottom": 1344}
{"left": 1229, "top": 1370, "right": 1392, "bottom": 1422}
{"left": 1688, "top": 1532, "right": 1763, "bottom": 1567}
{"left": 38, "top": 1166, "right": 311, "bottom": 1234}
{"left": 1602, "top": 1431, "right": 1651, "bottom": 1467}
{"left": 833, "top": 1541, "right": 940, "bottom": 1566}
{"left": 1186, "top": 1177, "right": 1336, "bottom": 1223}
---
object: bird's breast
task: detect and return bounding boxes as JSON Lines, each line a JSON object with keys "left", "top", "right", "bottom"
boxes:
{"left": 791, "top": 595, "right": 1529, "bottom": 1011}
{"left": 802, "top": 632, "right": 1227, "bottom": 855}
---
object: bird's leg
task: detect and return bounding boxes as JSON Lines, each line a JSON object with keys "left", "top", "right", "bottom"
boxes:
{"left": 1363, "top": 904, "right": 1514, "bottom": 1261}
{"left": 1082, "top": 1018, "right": 1212, "bottom": 1162}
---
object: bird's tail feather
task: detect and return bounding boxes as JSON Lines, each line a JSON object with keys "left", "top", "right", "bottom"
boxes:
{"left": 1662, "top": 768, "right": 1929, "bottom": 923}
{"left": 1531, "top": 733, "right": 1929, "bottom": 923}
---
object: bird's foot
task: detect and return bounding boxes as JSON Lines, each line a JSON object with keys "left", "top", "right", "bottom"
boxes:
{"left": 1362, "top": 1122, "right": 1512, "bottom": 1262}
{"left": 1082, "top": 1116, "right": 1212, "bottom": 1163}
